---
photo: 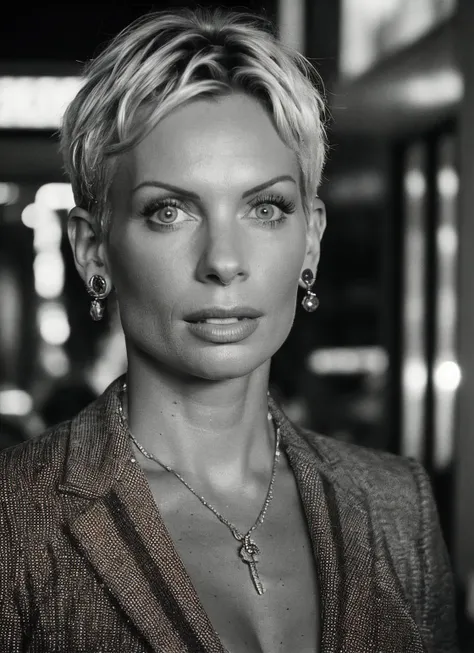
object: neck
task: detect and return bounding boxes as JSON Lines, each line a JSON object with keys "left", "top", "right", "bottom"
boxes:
{"left": 122, "top": 356, "right": 275, "bottom": 491}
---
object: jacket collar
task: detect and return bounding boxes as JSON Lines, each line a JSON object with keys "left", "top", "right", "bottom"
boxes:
{"left": 58, "top": 375, "right": 132, "bottom": 499}
{"left": 58, "top": 376, "right": 426, "bottom": 653}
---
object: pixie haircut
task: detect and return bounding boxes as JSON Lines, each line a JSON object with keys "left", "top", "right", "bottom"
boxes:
{"left": 60, "top": 7, "right": 328, "bottom": 237}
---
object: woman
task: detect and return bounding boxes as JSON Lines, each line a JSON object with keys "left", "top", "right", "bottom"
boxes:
{"left": 0, "top": 7, "right": 458, "bottom": 653}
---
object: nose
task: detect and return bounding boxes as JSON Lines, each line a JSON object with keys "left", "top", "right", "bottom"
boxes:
{"left": 195, "top": 219, "right": 249, "bottom": 286}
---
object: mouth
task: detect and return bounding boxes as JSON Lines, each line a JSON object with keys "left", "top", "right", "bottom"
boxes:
{"left": 184, "top": 308, "right": 262, "bottom": 344}
{"left": 184, "top": 307, "right": 263, "bottom": 324}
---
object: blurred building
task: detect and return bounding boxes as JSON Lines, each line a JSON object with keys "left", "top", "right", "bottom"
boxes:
{"left": 0, "top": 0, "right": 473, "bottom": 647}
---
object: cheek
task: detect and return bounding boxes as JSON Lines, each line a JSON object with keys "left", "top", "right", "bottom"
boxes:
{"left": 107, "top": 227, "right": 177, "bottom": 318}
{"left": 262, "top": 229, "right": 306, "bottom": 305}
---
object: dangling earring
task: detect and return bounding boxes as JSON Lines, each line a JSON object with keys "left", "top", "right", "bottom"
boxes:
{"left": 301, "top": 268, "right": 319, "bottom": 312}
{"left": 87, "top": 274, "right": 109, "bottom": 321}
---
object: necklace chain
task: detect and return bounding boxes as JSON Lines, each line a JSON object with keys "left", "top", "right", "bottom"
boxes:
{"left": 117, "top": 380, "right": 281, "bottom": 595}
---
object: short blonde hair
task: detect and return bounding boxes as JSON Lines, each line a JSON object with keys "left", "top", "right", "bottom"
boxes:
{"left": 60, "top": 7, "right": 327, "bottom": 237}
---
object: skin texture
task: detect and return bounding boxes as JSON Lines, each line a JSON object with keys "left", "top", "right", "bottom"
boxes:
{"left": 68, "top": 92, "right": 326, "bottom": 494}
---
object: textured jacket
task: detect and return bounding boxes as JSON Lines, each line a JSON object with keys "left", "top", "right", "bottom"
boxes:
{"left": 0, "top": 376, "right": 458, "bottom": 652}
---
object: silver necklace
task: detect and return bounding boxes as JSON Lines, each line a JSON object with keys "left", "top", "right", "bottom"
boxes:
{"left": 117, "top": 381, "right": 281, "bottom": 596}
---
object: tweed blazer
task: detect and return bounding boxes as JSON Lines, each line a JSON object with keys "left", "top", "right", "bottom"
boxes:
{"left": 0, "top": 376, "right": 458, "bottom": 653}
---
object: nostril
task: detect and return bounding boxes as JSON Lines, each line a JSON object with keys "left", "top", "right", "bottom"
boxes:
{"left": 206, "top": 273, "right": 232, "bottom": 286}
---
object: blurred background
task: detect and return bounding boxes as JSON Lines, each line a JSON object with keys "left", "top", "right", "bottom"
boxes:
{"left": 0, "top": 0, "right": 473, "bottom": 648}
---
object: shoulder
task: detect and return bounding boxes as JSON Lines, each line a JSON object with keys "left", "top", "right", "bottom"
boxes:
{"left": 0, "top": 420, "right": 71, "bottom": 502}
{"left": 299, "top": 428, "right": 427, "bottom": 513}
{"left": 0, "top": 377, "right": 118, "bottom": 501}
{"left": 302, "top": 427, "right": 419, "bottom": 476}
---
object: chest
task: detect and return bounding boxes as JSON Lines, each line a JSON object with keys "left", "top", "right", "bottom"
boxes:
{"left": 146, "top": 454, "right": 320, "bottom": 653}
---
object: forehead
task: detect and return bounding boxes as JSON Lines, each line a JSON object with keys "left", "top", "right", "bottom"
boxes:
{"left": 123, "top": 93, "right": 298, "bottom": 193}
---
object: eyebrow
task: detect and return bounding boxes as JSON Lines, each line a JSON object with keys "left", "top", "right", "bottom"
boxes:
{"left": 131, "top": 175, "right": 297, "bottom": 200}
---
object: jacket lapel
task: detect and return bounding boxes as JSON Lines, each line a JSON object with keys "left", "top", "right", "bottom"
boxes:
{"left": 58, "top": 377, "right": 226, "bottom": 653}
{"left": 269, "top": 397, "right": 427, "bottom": 653}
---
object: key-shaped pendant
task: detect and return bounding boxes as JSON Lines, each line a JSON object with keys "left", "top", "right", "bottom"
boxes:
{"left": 239, "top": 537, "right": 265, "bottom": 595}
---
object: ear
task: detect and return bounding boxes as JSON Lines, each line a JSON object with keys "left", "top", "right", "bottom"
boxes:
{"left": 299, "top": 196, "right": 326, "bottom": 288}
{"left": 67, "top": 206, "right": 111, "bottom": 289}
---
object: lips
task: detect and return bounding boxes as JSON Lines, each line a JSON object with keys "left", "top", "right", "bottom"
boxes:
{"left": 186, "top": 311, "right": 261, "bottom": 344}
{"left": 185, "top": 306, "right": 263, "bottom": 323}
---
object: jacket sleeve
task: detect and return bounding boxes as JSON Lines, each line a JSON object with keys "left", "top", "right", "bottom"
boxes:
{"left": 0, "top": 499, "right": 28, "bottom": 653}
{"left": 408, "top": 459, "right": 459, "bottom": 653}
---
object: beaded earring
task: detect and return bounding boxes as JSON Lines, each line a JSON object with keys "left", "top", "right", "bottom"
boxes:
{"left": 87, "top": 274, "right": 108, "bottom": 321}
{"left": 301, "top": 268, "right": 319, "bottom": 312}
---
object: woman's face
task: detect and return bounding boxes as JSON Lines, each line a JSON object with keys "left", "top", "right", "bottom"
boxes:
{"left": 106, "top": 92, "right": 323, "bottom": 381}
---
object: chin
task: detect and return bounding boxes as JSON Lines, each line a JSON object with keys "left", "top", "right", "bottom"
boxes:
{"left": 180, "top": 344, "right": 275, "bottom": 382}
{"left": 175, "top": 320, "right": 292, "bottom": 382}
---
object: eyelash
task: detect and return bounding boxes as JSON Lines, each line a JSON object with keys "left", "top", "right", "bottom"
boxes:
{"left": 139, "top": 192, "right": 297, "bottom": 231}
